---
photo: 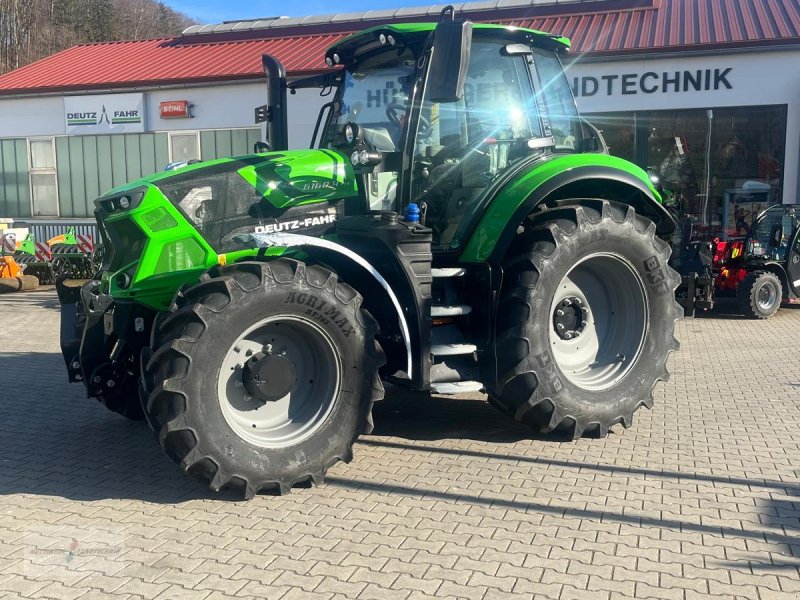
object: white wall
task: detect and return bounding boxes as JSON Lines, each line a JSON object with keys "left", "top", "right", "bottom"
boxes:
{"left": 566, "top": 49, "right": 800, "bottom": 202}
{"left": 1, "top": 48, "right": 797, "bottom": 200}
{"left": 146, "top": 83, "right": 265, "bottom": 132}
{"left": 0, "top": 96, "right": 64, "bottom": 137}
{"left": 0, "top": 82, "right": 327, "bottom": 151}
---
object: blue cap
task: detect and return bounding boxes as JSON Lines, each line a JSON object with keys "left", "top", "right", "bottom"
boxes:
{"left": 404, "top": 203, "right": 420, "bottom": 223}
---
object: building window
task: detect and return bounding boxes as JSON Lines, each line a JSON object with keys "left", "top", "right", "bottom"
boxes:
{"left": 589, "top": 105, "right": 787, "bottom": 239}
{"left": 169, "top": 131, "right": 200, "bottom": 163}
{"left": 29, "top": 138, "right": 59, "bottom": 217}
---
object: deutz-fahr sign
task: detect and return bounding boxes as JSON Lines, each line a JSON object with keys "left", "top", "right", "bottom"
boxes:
{"left": 64, "top": 93, "right": 145, "bottom": 134}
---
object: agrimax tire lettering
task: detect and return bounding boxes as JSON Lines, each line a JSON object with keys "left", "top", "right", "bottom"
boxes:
{"left": 284, "top": 291, "right": 356, "bottom": 337}
{"left": 643, "top": 255, "right": 671, "bottom": 296}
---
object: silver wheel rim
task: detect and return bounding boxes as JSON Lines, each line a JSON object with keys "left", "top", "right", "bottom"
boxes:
{"left": 756, "top": 282, "right": 777, "bottom": 311}
{"left": 218, "top": 316, "right": 341, "bottom": 448}
{"left": 548, "top": 253, "right": 648, "bottom": 391}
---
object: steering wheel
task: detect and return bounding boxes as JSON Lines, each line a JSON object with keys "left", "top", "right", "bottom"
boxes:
{"left": 386, "top": 103, "right": 430, "bottom": 134}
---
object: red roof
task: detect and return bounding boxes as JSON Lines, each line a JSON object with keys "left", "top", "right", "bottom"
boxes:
{"left": 0, "top": 34, "right": 345, "bottom": 95}
{"left": 0, "top": 0, "right": 797, "bottom": 96}
{"left": 505, "top": 0, "right": 800, "bottom": 54}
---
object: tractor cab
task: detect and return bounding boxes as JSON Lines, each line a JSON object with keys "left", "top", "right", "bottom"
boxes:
{"left": 296, "top": 15, "right": 589, "bottom": 250}
{"left": 745, "top": 204, "right": 800, "bottom": 264}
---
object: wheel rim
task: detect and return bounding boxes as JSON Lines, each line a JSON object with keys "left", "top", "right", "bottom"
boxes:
{"left": 218, "top": 316, "right": 341, "bottom": 448}
{"left": 756, "top": 281, "right": 777, "bottom": 311}
{"left": 548, "top": 253, "right": 648, "bottom": 391}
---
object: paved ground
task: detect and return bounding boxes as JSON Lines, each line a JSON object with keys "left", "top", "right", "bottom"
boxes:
{"left": 0, "top": 287, "right": 799, "bottom": 600}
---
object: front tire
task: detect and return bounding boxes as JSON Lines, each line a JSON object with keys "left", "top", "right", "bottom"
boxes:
{"left": 142, "top": 259, "right": 384, "bottom": 498}
{"left": 737, "top": 271, "right": 782, "bottom": 319}
{"left": 488, "top": 200, "right": 681, "bottom": 439}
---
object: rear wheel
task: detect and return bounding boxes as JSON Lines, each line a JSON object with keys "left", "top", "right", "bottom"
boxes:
{"left": 142, "top": 259, "right": 384, "bottom": 498}
{"left": 737, "top": 270, "right": 782, "bottom": 319}
{"left": 488, "top": 200, "right": 681, "bottom": 438}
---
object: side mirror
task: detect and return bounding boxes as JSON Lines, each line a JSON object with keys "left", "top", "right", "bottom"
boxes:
{"left": 427, "top": 10, "right": 472, "bottom": 103}
{"left": 254, "top": 141, "right": 270, "bottom": 153}
{"left": 578, "top": 119, "right": 608, "bottom": 154}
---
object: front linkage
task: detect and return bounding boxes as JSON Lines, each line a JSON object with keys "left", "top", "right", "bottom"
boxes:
{"left": 57, "top": 275, "right": 154, "bottom": 420}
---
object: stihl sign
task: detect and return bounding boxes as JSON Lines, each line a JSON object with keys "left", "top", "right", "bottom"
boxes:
{"left": 159, "top": 100, "right": 192, "bottom": 119}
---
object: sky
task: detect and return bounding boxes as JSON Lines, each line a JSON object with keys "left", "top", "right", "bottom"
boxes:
{"left": 167, "top": 0, "right": 439, "bottom": 24}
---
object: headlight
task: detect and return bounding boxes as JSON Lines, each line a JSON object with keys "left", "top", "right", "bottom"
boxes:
{"left": 345, "top": 124, "right": 355, "bottom": 144}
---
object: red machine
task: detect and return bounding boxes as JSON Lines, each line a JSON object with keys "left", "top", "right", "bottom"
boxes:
{"left": 712, "top": 237, "right": 747, "bottom": 292}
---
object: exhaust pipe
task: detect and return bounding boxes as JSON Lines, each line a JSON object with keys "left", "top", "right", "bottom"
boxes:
{"left": 258, "top": 54, "right": 289, "bottom": 151}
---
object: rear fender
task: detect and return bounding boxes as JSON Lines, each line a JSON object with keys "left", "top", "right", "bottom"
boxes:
{"left": 463, "top": 165, "right": 676, "bottom": 265}
{"left": 251, "top": 233, "right": 413, "bottom": 379}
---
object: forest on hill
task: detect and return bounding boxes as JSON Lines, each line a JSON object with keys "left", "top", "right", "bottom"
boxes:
{"left": 0, "top": 0, "right": 194, "bottom": 75}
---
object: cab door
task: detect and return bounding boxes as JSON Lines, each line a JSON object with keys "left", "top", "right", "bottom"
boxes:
{"left": 786, "top": 207, "right": 800, "bottom": 296}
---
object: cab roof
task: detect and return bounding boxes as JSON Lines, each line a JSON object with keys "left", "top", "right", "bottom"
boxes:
{"left": 328, "top": 22, "right": 571, "bottom": 58}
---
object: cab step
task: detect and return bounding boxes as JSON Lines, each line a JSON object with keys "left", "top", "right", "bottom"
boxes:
{"left": 430, "top": 381, "right": 484, "bottom": 394}
{"left": 431, "top": 343, "right": 477, "bottom": 357}
{"left": 431, "top": 267, "right": 466, "bottom": 278}
{"left": 431, "top": 304, "right": 472, "bottom": 317}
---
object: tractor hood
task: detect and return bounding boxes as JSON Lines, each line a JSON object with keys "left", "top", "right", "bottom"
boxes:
{"left": 110, "top": 148, "right": 358, "bottom": 210}
{"left": 91, "top": 149, "right": 360, "bottom": 307}
{"left": 96, "top": 148, "right": 358, "bottom": 254}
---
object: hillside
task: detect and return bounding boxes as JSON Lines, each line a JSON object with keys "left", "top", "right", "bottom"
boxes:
{"left": 0, "top": 0, "right": 194, "bottom": 75}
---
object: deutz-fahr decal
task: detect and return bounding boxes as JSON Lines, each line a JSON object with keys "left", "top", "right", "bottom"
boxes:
{"left": 253, "top": 206, "right": 338, "bottom": 235}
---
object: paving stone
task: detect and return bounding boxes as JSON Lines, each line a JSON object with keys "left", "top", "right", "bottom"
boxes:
{"left": 1, "top": 290, "right": 798, "bottom": 600}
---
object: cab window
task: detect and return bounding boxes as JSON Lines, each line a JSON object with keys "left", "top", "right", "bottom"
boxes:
{"left": 412, "top": 38, "right": 544, "bottom": 249}
{"left": 530, "top": 49, "right": 581, "bottom": 151}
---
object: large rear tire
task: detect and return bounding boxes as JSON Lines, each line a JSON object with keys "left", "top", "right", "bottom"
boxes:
{"left": 488, "top": 200, "right": 681, "bottom": 439}
{"left": 142, "top": 259, "right": 384, "bottom": 498}
{"left": 737, "top": 271, "right": 782, "bottom": 319}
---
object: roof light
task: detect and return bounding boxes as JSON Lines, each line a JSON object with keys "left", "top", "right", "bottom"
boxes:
{"left": 379, "top": 33, "right": 387, "bottom": 45}
{"left": 325, "top": 56, "right": 334, "bottom": 67}
{"left": 332, "top": 53, "right": 341, "bottom": 64}
{"left": 386, "top": 34, "right": 396, "bottom": 46}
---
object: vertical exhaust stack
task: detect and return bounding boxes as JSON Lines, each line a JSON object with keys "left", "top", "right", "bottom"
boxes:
{"left": 260, "top": 54, "right": 289, "bottom": 151}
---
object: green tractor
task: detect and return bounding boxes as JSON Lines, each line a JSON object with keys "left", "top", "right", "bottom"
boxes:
{"left": 58, "top": 10, "right": 681, "bottom": 498}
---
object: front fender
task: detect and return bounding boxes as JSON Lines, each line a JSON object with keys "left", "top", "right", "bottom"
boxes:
{"left": 251, "top": 232, "right": 413, "bottom": 379}
{"left": 460, "top": 154, "right": 676, "bottom": 264}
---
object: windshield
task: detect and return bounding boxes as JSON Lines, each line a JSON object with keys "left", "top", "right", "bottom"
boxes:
{"left": 322, "top": 49, "right": 417, "bottom": 152}
{"left": 530, "top": 49, "right": 581, "bottom": 151}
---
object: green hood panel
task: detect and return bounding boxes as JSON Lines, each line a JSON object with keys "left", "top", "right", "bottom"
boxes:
{"left": 237, "top": 149, "right": 357, "bottom": 208}
{"left": 105, "top": 149, "right": 357, "bottom": 207}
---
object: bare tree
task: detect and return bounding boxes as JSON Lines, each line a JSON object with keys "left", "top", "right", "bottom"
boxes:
{"left": 0, "top": 0, "right": 194, "bottom": 75}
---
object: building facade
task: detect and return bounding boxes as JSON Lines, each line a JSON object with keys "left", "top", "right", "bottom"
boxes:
{"left": 0, "top": 0, "right": 798, "bottom": 236}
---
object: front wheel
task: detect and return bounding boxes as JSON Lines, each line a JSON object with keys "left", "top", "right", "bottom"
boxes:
{"left": 488, "top": 200, "right": 682, "bottom": 439}
{"left": 737, "top": 270, "right": 782, "bottom": 319}
{"left": 142, "top": 259, "right": 384, "bottom": 498}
